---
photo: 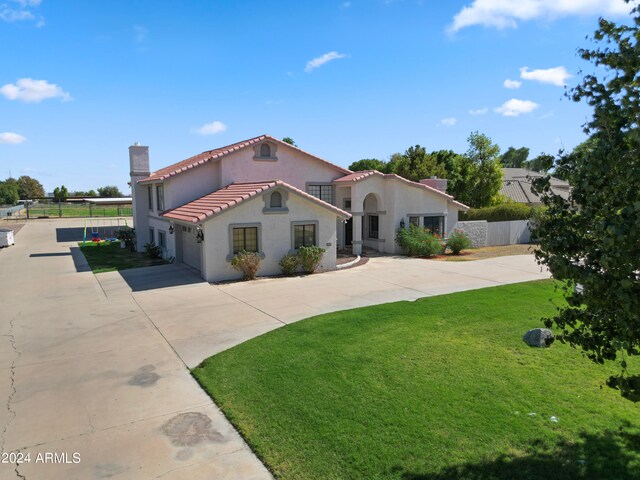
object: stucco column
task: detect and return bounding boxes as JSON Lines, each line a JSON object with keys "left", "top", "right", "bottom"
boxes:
{"left": 352, "top": 212, "right": 363, "bottom": 255}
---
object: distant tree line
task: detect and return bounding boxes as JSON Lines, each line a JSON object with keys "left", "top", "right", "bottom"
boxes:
{"left": 348, "top": 131, "right": 580, "bottom": 208}
{"left": 0, "top": 175, "right": 125, "bottom": 205}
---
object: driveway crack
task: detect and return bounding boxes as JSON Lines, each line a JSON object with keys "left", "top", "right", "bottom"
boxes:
{"left": 1, "top": 314, "right": 21, "bottom": 454}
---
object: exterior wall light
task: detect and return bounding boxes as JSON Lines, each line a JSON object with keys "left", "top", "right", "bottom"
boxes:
{"left": 169, "top": 223, "right": 174, "bottom": 234}
{"left": 196, "top": 226, "right": 204, "bottom": 243}
{"left": 400, "top": 219, "right": 406, "bottom": 229}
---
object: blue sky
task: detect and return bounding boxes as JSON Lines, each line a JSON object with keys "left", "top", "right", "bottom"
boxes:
{"left": 0, "top": 0, "right": 635, "bottom": 194}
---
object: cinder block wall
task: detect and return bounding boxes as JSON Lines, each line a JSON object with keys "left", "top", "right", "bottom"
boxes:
{"left": 452, "top": 220, "right": 487, "bottom": 248}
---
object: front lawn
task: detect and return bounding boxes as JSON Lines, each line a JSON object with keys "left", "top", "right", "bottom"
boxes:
{"left": 79, "top": 242, "right": 166, "bottom": 273}
{"left": 192, "top": 281, "right": 639, "bottom": 480}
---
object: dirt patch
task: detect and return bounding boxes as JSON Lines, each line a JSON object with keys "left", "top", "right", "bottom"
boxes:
{"left": 161, "top": 412, "right": 224, "bottom": 447}
{"left": 430, "top": 244, "right": 538, "bottom": 262}
{"left": 0, "top": 223, "right": 25, "bottom": 236}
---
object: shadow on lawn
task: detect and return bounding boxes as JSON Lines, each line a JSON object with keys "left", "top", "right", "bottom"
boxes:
{"left": 395, "top": 424, "right": 640, "bottom": 480}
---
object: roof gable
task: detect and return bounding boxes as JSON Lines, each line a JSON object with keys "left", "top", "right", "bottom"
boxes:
{"left": 162, "top": 180, "right": 351, "bottom": 223}
{"left": 139, "top": 135, "right": 350, "bottom": 183}
{"left": 335, "top": 170, "right": 469, "bottom": 210}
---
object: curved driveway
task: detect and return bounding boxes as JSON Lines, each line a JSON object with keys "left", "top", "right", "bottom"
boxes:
{"left": 0, "top": 219, "right": 549, "bottom": 479}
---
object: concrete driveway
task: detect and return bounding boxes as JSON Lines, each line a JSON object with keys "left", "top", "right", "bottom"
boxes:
{"left": 0, "top": 218, "right": 550, "bottom": 479}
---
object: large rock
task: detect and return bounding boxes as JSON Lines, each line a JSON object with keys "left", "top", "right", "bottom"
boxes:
{"left": 523, "top": 328, "right": 554, "bottom": 348}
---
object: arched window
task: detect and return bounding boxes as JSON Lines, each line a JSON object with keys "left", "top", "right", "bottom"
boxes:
{"left": 260, "top": 143, "right": 271, "bottom": 157}
{"left": 270, "top": 191, "right": 282, "bottom": 208}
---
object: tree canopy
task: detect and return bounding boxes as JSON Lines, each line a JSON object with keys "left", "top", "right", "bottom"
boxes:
{"left": 457, "top": 132, "right": 503, "bottom": 208}
{"left": 387, "top": 145, "right": 447, "bottom": 182}
{"left": 348, "top": 158, "right": 389, "bottom": 173}
{"left": 500, "top": 146, "right": 530, "bottom": 168}
{"left": 532, "top": 1, "right": 640, "bottom": 400}
{"left": 53, "top": 185, "right": 68, "bottom": 201}
{"left": 282, "top": 137, "right": 297, "bottom": 146}
{"left": 0, "top": 179, "right": 19, "bottom": 205}
{"left": 16, "top": 175, "right": 45, "bottom": 199}
{"left": 97, "top": 185, "right": 124, "bottom": 197}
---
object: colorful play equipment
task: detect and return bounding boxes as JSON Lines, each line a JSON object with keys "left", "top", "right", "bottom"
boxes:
{"left": 82, "top": 218, "right": 128, "bottom": 245}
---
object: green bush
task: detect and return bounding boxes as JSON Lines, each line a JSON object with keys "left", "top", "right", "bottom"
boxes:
{"left": 395, "top": 225, "right": 444, "bottom": 257}
{"left": 116, "top": 227, "right": 136, "bottom": 252}
{"left": 144, "top": 241, "right": 162, "bottom": 258}
{"left": 460, "top": 203, "right": 536, "bottom": 222}
{"left": 279, "top": 253, "right": 299, "bottom": 276}
{"left": 230, "top": 251, "right": 261, "bottom": 280}
{"left": 446, "top": 229, "right": 472, "bottom": 255}
{"left": 298, "top": 246, "right": 325, "bottom": 273}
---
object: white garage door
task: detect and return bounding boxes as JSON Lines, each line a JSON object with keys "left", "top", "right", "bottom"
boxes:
{"left": 181, "top": 226, "right": 201, "bottom": 272}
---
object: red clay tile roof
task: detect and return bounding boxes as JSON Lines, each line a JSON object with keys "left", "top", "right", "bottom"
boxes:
{"left": 334, "top": 170, "right": 469, "bottom": 210}
{"left": 139, "top": 134, "right": 350, "bottom": 183}
{"left": 161, "top": 180, "right": 351, "bottom": 223}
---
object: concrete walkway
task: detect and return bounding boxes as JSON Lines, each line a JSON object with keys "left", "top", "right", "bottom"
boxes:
{"left": 0, "top": 219, "right": 550, "bottom": 479}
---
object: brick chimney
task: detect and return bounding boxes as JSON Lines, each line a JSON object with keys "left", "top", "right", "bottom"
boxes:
{"left": 420, "top": 176, "right": 448, "bottom": 193}
{"left": 129, "top": 143, "right": 150, "bottom": 252}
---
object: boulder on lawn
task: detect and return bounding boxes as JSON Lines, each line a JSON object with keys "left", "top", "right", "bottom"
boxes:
{"left": 523, "top": 328, "right": 554, "bottom": 348}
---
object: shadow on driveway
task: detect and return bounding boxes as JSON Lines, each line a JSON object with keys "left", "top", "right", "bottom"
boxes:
{"left": 119, "top": 264, "right": 205, "bottom": 292}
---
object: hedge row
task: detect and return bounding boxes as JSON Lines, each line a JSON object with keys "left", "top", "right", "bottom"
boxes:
{"left": 460, "top": 203, "right": 544, "bottom": 222}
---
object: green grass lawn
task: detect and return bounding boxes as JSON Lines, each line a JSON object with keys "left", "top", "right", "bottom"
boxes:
{"left": 79, "top": 242, "right": 166, "bottom": 273}
{"left": 28, "top": 204, "right": 132, "bottom": 218}
{"left": 192, "top": 280, "right": 640, "bottom": 480}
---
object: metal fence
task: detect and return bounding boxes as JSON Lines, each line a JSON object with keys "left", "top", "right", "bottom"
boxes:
{"left": 0, "top": 205, "right": 25, "bottom": 218}
{"left": 22, "top": 199, "right": 132, "bottom": 219}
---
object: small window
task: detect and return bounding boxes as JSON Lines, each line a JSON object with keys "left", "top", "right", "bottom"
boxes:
{"left": 368, "top": 215, "right": 379, "bottom": 239}
{"left": 307, "top": 184, "right": 334, "bottom": 205}
{"left": 409, "top": 216, "right": 419, "bottom": 227}
{"left": 260, "top": 143, "right": 271, "bottom": 157}
{"left": 344, "top": 198, "right": 352, "bottom": 210}
{"left": 147, "top": 186, "right": 153, "bottom": 210}
{"left": 423, "top": 216, "right": 444, "bottom": 236}
{"left": 294, "top": 224, "right": 316, "bottom": 249}
{"left": 149, "top": 227, "right": 154, "bottom": 244}
{"left": 233, "top": 227, "right": 258, "bottom": 253}
{"left": 182, "top": 226, "right": 187, "bottom": 232}
{"left": 158, "top": 230, "right": 166, "bottom": 248}
{"left": 156, "top": 185, "right": 164, "bottom": 211}
{"left": 270, "top": 191, "right": 282, "bottom": 208}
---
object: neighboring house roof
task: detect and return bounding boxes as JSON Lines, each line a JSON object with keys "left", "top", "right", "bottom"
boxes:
{"left": 334, "top": 170, "right": 469, "bottom": 210}
{"left": 138, "top": 135, "right": 351, "bottom": 183}
{"left": 501, "top": 168, "right": 570, "bottom": 204}
{"left": 162, "top": 180, "right": 351, "bottom": 224}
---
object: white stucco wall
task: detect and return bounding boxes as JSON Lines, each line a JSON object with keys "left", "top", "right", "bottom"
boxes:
{"left": 164, "top": 161, "right": 222, "bottom": 210}
{"left": 201, "top": 189, "right": 341, "bottom": 282}
{"left": 148, "top": 217, "right": 176, "bottom": 261}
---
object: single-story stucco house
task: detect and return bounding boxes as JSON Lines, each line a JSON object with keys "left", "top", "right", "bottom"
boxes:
{"left": 129, "top": 135, "right": 469, "bottom": 281}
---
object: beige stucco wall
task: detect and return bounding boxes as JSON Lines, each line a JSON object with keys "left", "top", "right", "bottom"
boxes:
{"left": 202, "top": 189, "right": 341, "bottom": 282}
{"left": 219, "top": 143, "right": 345, "bottom": 192}
{"left": 341, "top": 175, "right": 461, "bottom": 254}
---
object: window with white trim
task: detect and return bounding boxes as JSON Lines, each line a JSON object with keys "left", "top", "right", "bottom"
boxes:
{"left": 232, "top": 227, "right": 258, "bottom": 253}
{"left": 423, "top": 216, "right": 444, "bottom": 236}
{"left": 158, "top": 230, "right": 166, "bottom": 249}
{"left": 156, "top": 185, "right": 164, "bottom": 211}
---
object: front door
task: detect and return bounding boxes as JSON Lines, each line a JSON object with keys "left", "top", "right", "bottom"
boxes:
{"left": 345, "top": 218, "right": 353, "bottom": 245}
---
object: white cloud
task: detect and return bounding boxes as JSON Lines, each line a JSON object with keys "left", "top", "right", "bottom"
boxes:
{"left": 305, "top": 51, "right": 348, "bottom": 73}
{"left": 469, "top": 107, "right": 488, "bottom": 115}
{"left": 495, "top": 98, "right": 539, "bottom": 117}
{"left": 441, "top": 117, "right": 457, "bottom": 126}
{"left": 503, "top": 79, "right": 522, "bottom": 89}
{"left": 449, "top": 0, "right": 630, "bottom": 32}
{"left": 520, "top": 66, "right": 572, "bottom": 86}
{"left": 1, "top": 0, "right": 43, "bottom": 25}
{"left": 195, "top": 121, "right": 227, "bottom": 135}
{"left": 0, "top": 78, "right": 71, "bottom": 103}
{"left": 0, "top": 132, "right": 27, "bottom": 144}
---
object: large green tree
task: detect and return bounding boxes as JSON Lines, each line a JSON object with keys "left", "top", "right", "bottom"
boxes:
{"left": 0, "top": 179, "right": 19, "bottom": 205}
{"left": 53, "top": 185, "right": 68, "bottom": 202}
{"left": 500, "top": 146, "right": 530, "bottom": 168}
{"left": 461, "top": 132, "right": 503, "bottom": 208}
{"left": 348, "top": 158, "right": 390, "bottom": 173}
{"left": 532, "top": 1, "right": 640, "bottom": 400}
{"left": 388, "top": 145, "right": 447, "bottom": 182}
{"left": 16, "top": 175, "right": 45, "bottom": 199}
{"left": 526, "top": 153, "right": 555, "bottom": 173}
{"left": 97, "top": 185, "right": 124, "bottom": 197}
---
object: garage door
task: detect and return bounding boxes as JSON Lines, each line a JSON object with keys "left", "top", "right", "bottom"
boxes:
{"left": 181, "top": 226, "right": 201, "bottom": 272}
